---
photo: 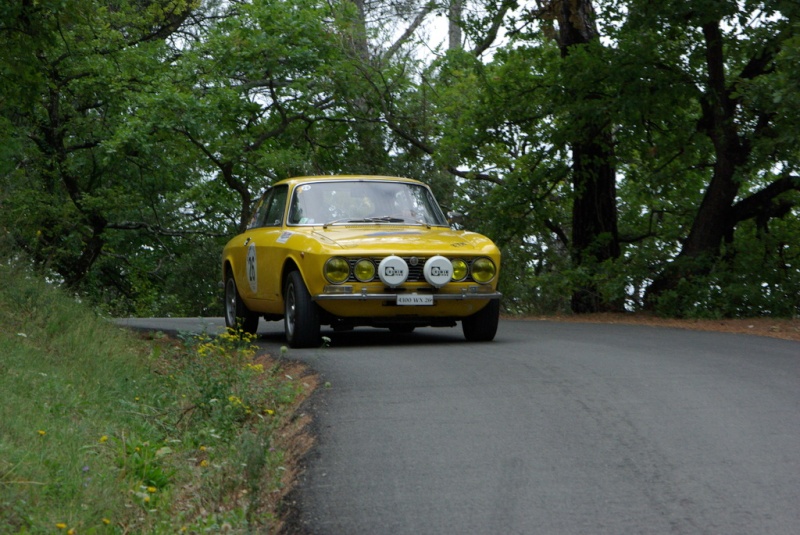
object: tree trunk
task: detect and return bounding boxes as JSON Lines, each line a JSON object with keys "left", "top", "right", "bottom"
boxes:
{"left": 342, "top": 0, "right": 388, "bottom": 173}
{"left": 570, "top": 133, "right": 621, "bottom": 312}
{"left": 645, "top": 20, "right": 745, "bottom": 306}
{"left": 552, "top": 0, "right": 622, "bottom": 313}
{"left": 448, "top": 0, "right": 463, "bottom": 50}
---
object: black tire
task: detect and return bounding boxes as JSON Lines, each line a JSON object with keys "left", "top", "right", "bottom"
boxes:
{"left": 284, "top": 271, "right": 321, "bottom": 348}
{"left": 462, "top": 299, "right": 500, "bottom": 342}
{"left": 224, "top": 271, "right": 259, "bottom": 334}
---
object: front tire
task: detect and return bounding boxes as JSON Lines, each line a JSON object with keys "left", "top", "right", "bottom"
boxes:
{"left": 224, "top": 272, "right": 259, "bottom": 334}
{"left": 284, "top": 271, "right": 321, "bottom": 348}
{"left": 462, "top": 299, "right": 500, "bottom": 342}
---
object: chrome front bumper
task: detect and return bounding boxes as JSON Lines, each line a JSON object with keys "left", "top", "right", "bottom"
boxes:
{"left": 313, "top": 287, "right": 502, "bottom": 302}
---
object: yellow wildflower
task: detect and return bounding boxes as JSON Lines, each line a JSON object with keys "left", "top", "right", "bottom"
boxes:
{"left": 55, "top": 523, "right": 67, "bottom": 530}
{"left": 245, "top": 363, "right": 264, "bottom": 373}
{"left": 147, "top": 486, "right": 157, "bottom": 493}
{"left": 99, "top": 435, "right": 108, "bottom": 443}
{"left": 200, "top": 459, "right": 209, "bottom": 467}
{"left": 102, "top": 518, "right": 111, "bottom": 525}
{"left": 67, "top": 529, "right": 75, "bottom": 535}
{"left": 38, "top": 430, "right": 46, "bottom": 436}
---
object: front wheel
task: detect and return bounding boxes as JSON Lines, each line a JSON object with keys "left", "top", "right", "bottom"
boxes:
{"left": 284, "top": 271, "right": 321, "bottom": 348}
{"left": 462, "top": 299, "right": 500, "bottom": 342}
{"left": 224, "top": 272, "right": 259, "bottom": 334}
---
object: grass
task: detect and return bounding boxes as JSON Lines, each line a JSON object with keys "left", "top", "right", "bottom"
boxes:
{"left": 0, "top": 263, "right": 315, "bottom": 533}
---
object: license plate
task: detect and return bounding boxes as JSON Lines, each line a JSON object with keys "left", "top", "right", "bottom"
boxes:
{"left": 396, "top": 294, "right": 434, "bottom": 306}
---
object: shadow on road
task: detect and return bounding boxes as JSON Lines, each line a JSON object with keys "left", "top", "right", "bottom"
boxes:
{"left": 255, "top": 325, "right": 469, "bottom": 349}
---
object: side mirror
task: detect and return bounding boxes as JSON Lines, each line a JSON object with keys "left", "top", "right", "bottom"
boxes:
{"left": 447, "top": 211, "right": 464, "bottom": 225}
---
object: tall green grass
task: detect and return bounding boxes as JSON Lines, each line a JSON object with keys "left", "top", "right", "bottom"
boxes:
{"left": 0, "top": 263, "right": 310, "bottom": 533}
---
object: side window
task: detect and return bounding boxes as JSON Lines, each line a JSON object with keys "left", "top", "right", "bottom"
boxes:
{"left": 248, "top": 192, "right": 271, "bottom": 230}
{"left": 263, "top": 185, "right": 288, "bottom": 227}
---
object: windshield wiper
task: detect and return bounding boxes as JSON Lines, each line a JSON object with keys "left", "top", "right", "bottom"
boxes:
{"left": 363, "top": 216, "right": 405, "bottom": 223}
{"left": 323, "top": 216, "right": 406, "bottom": 228}
{"left": 323, "top": 218, "right": 360, "bottom": 228}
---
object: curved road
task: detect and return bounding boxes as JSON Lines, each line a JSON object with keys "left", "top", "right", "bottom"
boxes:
{"left": 118, "top": 318, "right": 800, "bottom": 534}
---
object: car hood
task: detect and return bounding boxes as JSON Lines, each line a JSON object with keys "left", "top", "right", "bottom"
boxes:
{"left": 308, "top": 226, "right": 496, "bottom": 254}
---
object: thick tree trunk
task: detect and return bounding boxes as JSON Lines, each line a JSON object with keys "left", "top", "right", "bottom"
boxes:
{"left": 552, "top": 0, "right": 622, "bottom": 313}
{"left": 570, "top": 134, "right": 621, "bottom": 312}
{"left": 645, "top": 21, "right": 745, "bottom": 306}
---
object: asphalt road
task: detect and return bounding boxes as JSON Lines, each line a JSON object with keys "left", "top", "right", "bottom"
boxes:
{"left": 117, "top": 317, "right": 800, "bottom": 534}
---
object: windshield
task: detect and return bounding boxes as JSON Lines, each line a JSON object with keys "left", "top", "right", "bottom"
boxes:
{"left": 287, "top": 180, "right": 449, "bottom": 227}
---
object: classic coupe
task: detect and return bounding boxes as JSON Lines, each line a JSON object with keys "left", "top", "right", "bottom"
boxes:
{"left": 222, "top": 175, "right": 502, "bottom": 347}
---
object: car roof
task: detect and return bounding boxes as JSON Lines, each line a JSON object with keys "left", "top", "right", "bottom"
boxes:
{"left": 273, "top": 175, "right": 426, "bottom": 188}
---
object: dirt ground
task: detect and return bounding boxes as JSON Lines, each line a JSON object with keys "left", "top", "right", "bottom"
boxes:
{"left": 519, "top": 313, "right": 800, "bottom": 342}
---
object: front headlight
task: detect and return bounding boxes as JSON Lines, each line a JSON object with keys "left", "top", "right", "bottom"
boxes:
{"left": 451, "top": 258, "right": 468, "bottom": 282}
{"left": 470, "top": 257, "right": 496, "bottom": 284}
{"left": 324, "top": 257, "right": 350, "bottom": 284}
{"left": 353, "top": 258, "right": 376, "bottom": 282}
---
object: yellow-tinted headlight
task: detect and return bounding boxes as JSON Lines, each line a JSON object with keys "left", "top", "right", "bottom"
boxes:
{"left": 324, "top": 257, "right": 350, "bottom": 284}
{"left": 354, "top": 258, "right": 376, "bottom": 282}
{"left": 451, "top": 258, "right": 468, "bottom": 282}
{"left": 470, "top": 257, "right": 496, "bottom": 284}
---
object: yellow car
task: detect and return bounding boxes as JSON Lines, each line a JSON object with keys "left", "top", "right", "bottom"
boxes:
{"left": 221, "top": 175, "right": 501, "bottom": 347}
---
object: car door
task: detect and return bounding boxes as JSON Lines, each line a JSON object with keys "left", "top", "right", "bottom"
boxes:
{"left": 247, "top": 185, "right": 289, "bottom": 304}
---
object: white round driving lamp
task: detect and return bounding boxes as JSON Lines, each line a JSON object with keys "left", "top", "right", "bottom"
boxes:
{"left": 423, "top": 255, "right": 453, "bottom": 288}
{"left": 377, "top": 255, "right": 409, "bottom": 287}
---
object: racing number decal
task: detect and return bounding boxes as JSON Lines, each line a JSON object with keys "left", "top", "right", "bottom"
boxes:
{"left": 246, "top": 242, "right": 258, "bottom": 293}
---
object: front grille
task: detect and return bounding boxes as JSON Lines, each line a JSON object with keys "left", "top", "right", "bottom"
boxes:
{"left": 346, "top": 256, "right": 473, "bottom": 283}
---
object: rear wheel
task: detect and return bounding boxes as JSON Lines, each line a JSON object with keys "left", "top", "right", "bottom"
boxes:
{"left": 224, "top": 272, "right": 259, "bottom": 334}
{"left": 284, "top": 271, "right": 321, "bottom": 348}
{"left": 462, "top": 299, "right": 500, "bottom": 342}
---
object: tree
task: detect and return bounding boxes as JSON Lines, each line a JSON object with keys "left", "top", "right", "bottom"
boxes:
{"left": 422, "top": 0, "right": 799, "bottom": 316}
{"left": 629, "top": 1, "right": 800, "bottom": 312}
{"left": 3, "top": 0, "right": 797, "bottom": 318}
{"left": 540, "top": 0, "right": 621, "bottom": 312}
{"left": 151, "top": 0, "right": 344, "bottom": 232}
{"left": 0, "top": 0, "right": 197, "bottom": 287}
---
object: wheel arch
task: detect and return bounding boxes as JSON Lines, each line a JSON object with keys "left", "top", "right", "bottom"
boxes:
{"left": 281, "top": 257, "right": 301, "bottom": 298}
{"left": 280, "top": 256, "right": 334, "bottom": 325}
{"left": 222, "top": 258, "right": 233, "bottom": 283}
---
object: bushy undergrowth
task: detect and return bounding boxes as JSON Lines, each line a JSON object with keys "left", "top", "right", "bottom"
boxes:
{"left": 0, "top": 263, "right": 311, "bottom": 533}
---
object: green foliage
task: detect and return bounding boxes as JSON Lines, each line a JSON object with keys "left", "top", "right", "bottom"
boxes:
{"left": 0, "top": 261, "right": 309, "bottom": 532}
{"left": 420, "top": 0, "right": 800, "bottom": 317}
{"left": 650, "top": 217, "right": 800, "bottom": 317}
{"left": 2, "top": 0, "right": 798, "bottom": 318}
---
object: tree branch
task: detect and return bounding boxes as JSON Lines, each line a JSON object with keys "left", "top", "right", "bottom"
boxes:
{"left": 472, "top": 1, "right": 514, "bottom": 56}
{"left": 729, "top": 174, "right": 800, "bottom": 225}
{"left": 382, "top": 3, "right": 435, "bottom": 62}
{"left": 107, "top": 221, "right": 228, "bottom": 238}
